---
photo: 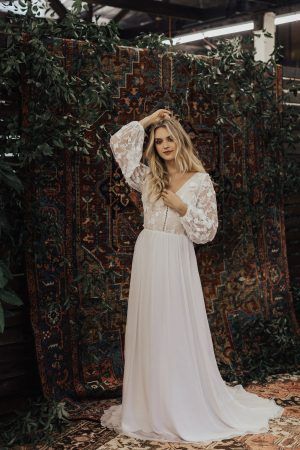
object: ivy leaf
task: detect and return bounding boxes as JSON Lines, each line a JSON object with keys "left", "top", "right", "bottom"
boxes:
{"left": 0, "top": 289, "right": 23, "bottom": 306}
{"left": 0, "top": 269, "right": 7, "bottom": 289}
{"left": 37, "top": 143, "right": 54, "bottom": 156}
{"left": 53, "top": 139, "right": 64, "bottom": 149}
{"left": 0, "top": 303, "right": 4, "bottom": 333}
{"left": 0, "top": 163, "right": 24, "bottom": 194}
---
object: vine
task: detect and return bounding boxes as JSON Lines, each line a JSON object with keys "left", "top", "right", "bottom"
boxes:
{"left": 0, "top": 395, "right": 71, "bottom": 447}
{"left": 0, "top": 0, "right": 121, "bottom": 334}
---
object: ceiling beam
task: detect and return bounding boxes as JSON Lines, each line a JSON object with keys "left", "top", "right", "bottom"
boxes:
{"left": 104, "top": 2, "right": 300, "bottom": 41}
{"left": 86, "top": 1, "right": 228, "bottom": 21}
{"left": 175, "top": 1, "right": 300, "bottom": 34}
{"left": 112, "top": 8, "right": 130, "bottom": 23}
{"left": 119, "top": 17, "right": 190, "bottom": 39}
{"left": 87, "top": 0, "right": 300, "bottom": 26}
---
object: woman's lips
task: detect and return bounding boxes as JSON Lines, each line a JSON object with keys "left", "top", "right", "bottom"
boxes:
{"left": 164, "top": 150, "right": 173, "bottom": 154}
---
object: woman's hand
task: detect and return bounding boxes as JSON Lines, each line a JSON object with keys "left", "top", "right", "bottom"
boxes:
{"left": 161, "top": 189, "right": 188, "bottom": 216}
{"left": 139, "top": 109, "right": 173, "bottom": 129}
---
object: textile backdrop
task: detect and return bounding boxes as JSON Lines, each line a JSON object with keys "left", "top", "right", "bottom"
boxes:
{"left": 24, "top": 40, "right": 298, "bottom": 400}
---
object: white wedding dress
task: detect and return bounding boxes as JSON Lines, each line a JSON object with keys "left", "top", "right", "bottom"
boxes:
{"left": 100, "top": 120, "right": 284, "bottom": 444}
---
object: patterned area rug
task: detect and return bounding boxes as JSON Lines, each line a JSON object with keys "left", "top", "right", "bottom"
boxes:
{"left": 17, "top": 373, "right": 299, "bottom": 449}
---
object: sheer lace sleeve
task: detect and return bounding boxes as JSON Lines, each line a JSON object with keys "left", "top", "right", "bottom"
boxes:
{"left": 179, "top": 173, "right": 218, "bottom": 244}
{"left": 110, "top": 120, "right": 150, "bottom": 193}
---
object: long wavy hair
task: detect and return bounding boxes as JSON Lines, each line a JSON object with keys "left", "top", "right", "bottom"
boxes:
{"left": 143, "top": 117, "right": 207, "bottom": 203}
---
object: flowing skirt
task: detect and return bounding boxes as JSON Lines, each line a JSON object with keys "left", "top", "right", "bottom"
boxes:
{"left": 100, "top": 228, "right": 284, "bottom": 444}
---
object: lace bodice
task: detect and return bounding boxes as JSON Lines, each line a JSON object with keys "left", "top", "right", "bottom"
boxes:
{"left": 110, "top": 120, "right": 218, "bottom": 244}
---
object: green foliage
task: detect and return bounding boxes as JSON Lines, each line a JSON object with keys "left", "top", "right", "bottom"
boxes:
{"left": 0, "top": 395, "right": 71, "bottom": 447}
{"left": 133, "top": 32, "right": 170, "bottom": 53}
{"left": 0, "top": 0, "right": 121, "bottom": 333}
{"left": 0, "top": 260, "right": 23, "bottom": 333}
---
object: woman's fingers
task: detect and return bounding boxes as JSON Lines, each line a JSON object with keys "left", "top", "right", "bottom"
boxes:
{"left": 158, "top": 108, "right": 172, "bottom": 117}
{"left": 162, "top": 109, "right": 172, "bottom": 116}
{"left": 150, "top": 108, "right": 173, "bottom": 124}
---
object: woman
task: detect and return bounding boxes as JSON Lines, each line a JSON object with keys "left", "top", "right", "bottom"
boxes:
{"left": 100, "top": 109, "right": 284, "bottom": 444}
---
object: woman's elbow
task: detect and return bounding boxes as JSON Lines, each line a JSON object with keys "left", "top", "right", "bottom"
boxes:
{"left": 192, "top": 222, "right": 218, "bottom": 245}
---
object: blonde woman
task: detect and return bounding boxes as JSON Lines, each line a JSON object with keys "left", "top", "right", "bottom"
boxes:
{"left": 100, "top": 109, "right": 284, "bottom": 444}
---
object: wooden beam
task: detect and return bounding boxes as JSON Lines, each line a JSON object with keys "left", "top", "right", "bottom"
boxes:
{"left": 48, "top": 0, "right": 68, "bottom": 19}
{"left": 84, "top": 3, "right": 94, "bottom": 21}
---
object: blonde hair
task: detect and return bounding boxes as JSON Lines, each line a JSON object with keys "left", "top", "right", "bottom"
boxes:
{"left": 143, "top": 117, "right": 207, "bottom": 203}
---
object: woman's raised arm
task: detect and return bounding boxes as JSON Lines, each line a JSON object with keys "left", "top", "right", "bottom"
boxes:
{"left": 110, "top": 121, "right": 150, "bottom": 193}
{"left": 109, "top": 110, "right": 172, "bottom": 193}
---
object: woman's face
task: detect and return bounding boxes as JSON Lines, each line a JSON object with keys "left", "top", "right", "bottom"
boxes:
{"left": 154, "top": 126, "right": 177, "bottom": 161}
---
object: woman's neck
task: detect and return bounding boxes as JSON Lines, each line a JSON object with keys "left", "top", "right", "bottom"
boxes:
{"left": 165, "top": 161, "right": 179, "bottom": 176}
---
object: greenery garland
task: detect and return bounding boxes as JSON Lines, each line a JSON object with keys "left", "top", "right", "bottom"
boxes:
{"left": 0, "top": 395, "right": 71, "bottom": 447}
{"left": 0, "top": 1, "right": 121, "bottom": 335}
{"left": 0, "top": 1, "right": 299, "bottom": 445}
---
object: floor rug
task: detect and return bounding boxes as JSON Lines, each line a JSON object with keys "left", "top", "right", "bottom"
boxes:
{"left": 16, "top": 372, "right": 300, "bottom": 450}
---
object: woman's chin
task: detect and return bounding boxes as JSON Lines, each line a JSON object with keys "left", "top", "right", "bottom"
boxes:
{"left": 162, "top": 151, "right": 175, "bottom": 159}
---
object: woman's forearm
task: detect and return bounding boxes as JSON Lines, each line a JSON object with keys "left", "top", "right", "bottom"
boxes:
{"left": 139, "top": 117, "right": 153, "bottom": 129}
{"left": 139, "top": 109, "right": 172, "bottom": 129}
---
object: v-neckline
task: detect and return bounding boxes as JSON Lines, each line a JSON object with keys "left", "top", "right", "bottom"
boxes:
{"left": 170, "top": 172, "right": 199, "bottom": 194}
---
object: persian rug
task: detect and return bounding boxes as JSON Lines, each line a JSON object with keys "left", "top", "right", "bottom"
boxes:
{"left": 14, "top": 373, "right": 300, "bottom": 449}
{"left": 23, "top": 39, "right": 299, "bottom": 400}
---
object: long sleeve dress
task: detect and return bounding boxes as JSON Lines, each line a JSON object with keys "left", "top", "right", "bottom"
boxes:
{"left": 100, "top": 120, "right": 284, "bottom": 444}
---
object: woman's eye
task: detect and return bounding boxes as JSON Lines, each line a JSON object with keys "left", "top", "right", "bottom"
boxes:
{"left": 155, "top": 138, "right": 173, "bottom": 143}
